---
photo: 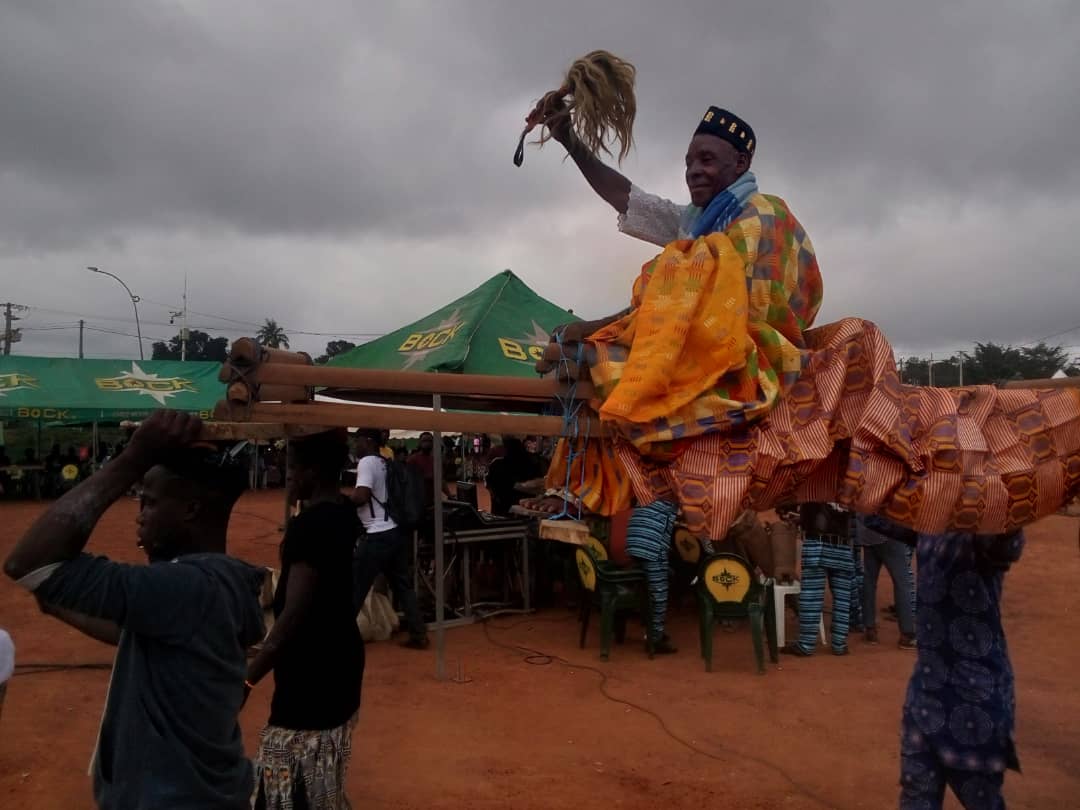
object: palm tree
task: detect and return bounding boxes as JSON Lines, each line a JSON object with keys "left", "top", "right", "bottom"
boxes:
{"left": 257, "top": 319, "right": 290, "bottom": 349}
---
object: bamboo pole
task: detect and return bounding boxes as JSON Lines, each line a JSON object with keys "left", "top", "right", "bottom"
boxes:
{"left": 1000, "top": 376, "right": 1080, "bottom": 390}
{"left": 226, "top": 381, "right": 310, "bottom": 405}
{"left": 228, "top": 338, "right": 313, "bottom": 367}
{"left": 213, "top": 400, "right": 588, "bottom": 437}
{"left": 120, "top": 420, "right": 330, "bottom": 441}
{"left": 319, "top": 390, "right": 569, "bottom": 414}
{"left": 239, "top": 362, "right": 595, "bottom": 402}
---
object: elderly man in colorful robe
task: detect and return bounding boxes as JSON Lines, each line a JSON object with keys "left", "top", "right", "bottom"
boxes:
{"left": 529, "top": 106, "right": 821, "bottom": 652}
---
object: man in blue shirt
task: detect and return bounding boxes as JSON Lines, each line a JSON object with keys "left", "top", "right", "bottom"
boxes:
{"left": 4, "top": 411, "right": 266, "bottom": 809}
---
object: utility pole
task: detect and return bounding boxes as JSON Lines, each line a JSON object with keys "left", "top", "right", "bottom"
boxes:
{"left": 958, "top": 353, "right": 964, "bottom": 387}
{"left": 929, "top": 352, "right": 935, "bottom": 387}
{"left": 171, "top": 275, "right": 190, "bottom": 361}
{"left": 182, "top": 275, "right": 189, "bottom": 361}
{"left": 2, "top": 302, "right": 25, "bottom": 356}
{"left": 79, "top": 319, "right": 85, "bottom": 359}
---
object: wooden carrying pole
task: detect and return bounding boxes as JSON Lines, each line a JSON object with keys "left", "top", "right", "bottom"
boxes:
{"left": 219, "top": 346, "right": 595, "bottom": 403}
{"left": 120, "top": 420, "right": 330, "bottom": 442}
{"left": 232, "top": 361, "right": 595, "bottom": 402}
{"left": 213, "top": 401, "right": 578, "bottom": 437}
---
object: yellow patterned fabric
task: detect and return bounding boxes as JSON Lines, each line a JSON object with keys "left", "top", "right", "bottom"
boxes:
{"left": 545, "top": 193, "right": 1080, "bottom": 536}
{"left": 548, "top": 193, "right": 821, "bottom": 514}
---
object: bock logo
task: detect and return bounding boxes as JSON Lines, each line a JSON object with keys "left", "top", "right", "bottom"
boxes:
{"left": 95, "top": 362, "right": 197, "bottom": 405}
{"left": 498, "top": 320, "right": 554, "bottom": 364}
{"left": 0, "top": 372, "right": 39, "bottom": 397}
{"left": 711, "top": 568, "right": 741, "bottom": 591}
{"left": 397, "top": 310, "right": 467, "bottom": 370}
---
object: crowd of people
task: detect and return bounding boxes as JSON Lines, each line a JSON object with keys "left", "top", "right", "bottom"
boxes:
{"left": 1, "top": 412, "right": 1026, "bottom": 810}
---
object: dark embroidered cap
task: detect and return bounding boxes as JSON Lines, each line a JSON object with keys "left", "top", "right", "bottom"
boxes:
{"left": 694, "top": 106, "right": 756, "bottom": 156}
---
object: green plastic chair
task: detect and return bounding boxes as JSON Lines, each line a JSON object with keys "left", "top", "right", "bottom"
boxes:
{"left": 697, "top": 552, "right": 778, "bottom": 674}
{"left": 576, "top": 544, "right": 655, "bottom": 660}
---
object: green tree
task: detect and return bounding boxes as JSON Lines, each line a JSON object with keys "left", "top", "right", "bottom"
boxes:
{"left": 256, "top": 319, "right": 289, "bottom": 349}
{"left": 1018, "top": 342, "right": 1074, "bottom": 379}
{"left": 962, "top": 343, "right": 1023, "bottom": 384}
{"left": 900, "top": 341, "right": 1077, "bottom": 386}
{"left": 151, "top": 330, "right": 229, "bottom": 361}
{"left": 315, "top": 339, "right": 356, "bottom": 364}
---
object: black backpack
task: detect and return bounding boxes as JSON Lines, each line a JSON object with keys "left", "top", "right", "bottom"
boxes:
{"left": 371, "top": 457, "right": 426, "bottom": 529}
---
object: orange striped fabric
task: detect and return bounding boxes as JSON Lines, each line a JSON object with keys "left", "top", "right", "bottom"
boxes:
{"left": 552, "top": 318, "right": 1080, "bottom": 539}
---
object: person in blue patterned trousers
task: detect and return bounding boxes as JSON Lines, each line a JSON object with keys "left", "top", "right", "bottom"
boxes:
{"left": 782, "top": 502, "right": 853, "bottom": 656}
{"left": 865, "top": 517, "right": 1023, "bottom": 809}
{"left": 625, "top": 500, "right": 680, "bottom": 655}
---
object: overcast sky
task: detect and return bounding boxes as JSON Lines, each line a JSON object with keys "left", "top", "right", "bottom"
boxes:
{"left": 3, "top": 0, "right": 1079, "bottom": 364}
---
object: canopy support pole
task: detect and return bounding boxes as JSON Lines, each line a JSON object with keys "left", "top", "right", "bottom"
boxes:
{"left": 433, "top": 393, "right": 446, "bottom": 681}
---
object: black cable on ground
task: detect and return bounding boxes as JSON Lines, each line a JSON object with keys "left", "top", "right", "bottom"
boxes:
{"left": 234, "top": 510, "right": 284, "bottom": 527}
{"left": 12, "top": 662, "right": 113, "bottom": 676}
{"left": 481, "top": 618, "right": 834, "bottom": 810}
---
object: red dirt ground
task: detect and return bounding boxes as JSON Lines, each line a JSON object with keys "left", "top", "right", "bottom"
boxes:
{"left": 1, "top": 491, "right": 1078, "bottom": 809}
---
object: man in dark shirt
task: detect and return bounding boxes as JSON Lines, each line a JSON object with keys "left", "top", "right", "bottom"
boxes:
{"left": 407, "top": 431, "right": 449, "bottom": 506}
{"left": 246, "top": 430, "right": 364, "bottom": 807}
{"left": 3, "top": 410, "right": 266, "bottom": 809}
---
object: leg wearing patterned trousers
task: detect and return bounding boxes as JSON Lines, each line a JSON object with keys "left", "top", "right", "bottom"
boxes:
{"left": 639, "top": 557, "right": 669, "bottom": 640}
{"left": 796, "top": 564, "right": 827, "bottom": 654}
{"left": 849, "top": 546, "right": 865, "bottom": 630}
{"left": 899, "top": 749, "right": 1006, "bottom": 810}
{"left": 625, "top": 501, "right": 677, "bottom": 643}
{"left": 825, "top": 566, "right": 852, "bottom": 653}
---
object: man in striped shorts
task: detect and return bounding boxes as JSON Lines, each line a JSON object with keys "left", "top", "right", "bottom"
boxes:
{"left": 782, "top": 502, "right": 854, "bottom": 656}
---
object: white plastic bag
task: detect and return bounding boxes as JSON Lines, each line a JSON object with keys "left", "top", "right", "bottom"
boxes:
{"left": 357, "top": 590, "right": 400, "bottom": 642}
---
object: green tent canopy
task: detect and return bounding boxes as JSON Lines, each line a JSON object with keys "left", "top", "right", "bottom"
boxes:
{"left": 0, "top": 357, "right": 224, "bottom": 423}
{"left": 328, "top": 270, "right": 579, "bottom": 377}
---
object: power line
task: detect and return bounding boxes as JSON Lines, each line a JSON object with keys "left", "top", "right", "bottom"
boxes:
{"left": 82, "top": 325, "right": 171, "bottom": 343}
{"left": 25, "top": 305, "right": 385, "bottom": 340}
{"left": 1029, "top": 324, "right": 1080, "bottom": 345}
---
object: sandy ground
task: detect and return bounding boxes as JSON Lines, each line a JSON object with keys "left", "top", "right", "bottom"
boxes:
{"left": 1, "top": 490, "right": 1078, "bottom": 809}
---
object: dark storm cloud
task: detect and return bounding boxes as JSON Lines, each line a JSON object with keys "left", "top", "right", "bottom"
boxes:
{"left": 1, "top": 0, "right": 1078, "bottom": 360}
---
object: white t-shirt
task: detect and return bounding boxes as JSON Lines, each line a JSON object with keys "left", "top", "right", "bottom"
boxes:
{"left": 356, "top": 455, "right": 397, "bottom": 534}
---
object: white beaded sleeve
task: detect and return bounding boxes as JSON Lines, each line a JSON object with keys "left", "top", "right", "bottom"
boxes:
{"left": 617, "top": 185, "right": 687, "bottom": 247}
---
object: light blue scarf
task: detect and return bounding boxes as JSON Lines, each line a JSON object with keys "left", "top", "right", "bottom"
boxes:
{"left": 686, "top": 171, "right": 758, "bottom": 238}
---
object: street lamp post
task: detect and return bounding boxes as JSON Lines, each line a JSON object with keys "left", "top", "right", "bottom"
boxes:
{"left": 87, "top": 266, "right": 143, "bottom": 360}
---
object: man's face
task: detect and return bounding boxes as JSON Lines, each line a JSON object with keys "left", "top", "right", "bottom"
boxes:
{"left": 135, "top": 466, "right": 196, "bottom": 561}
{"left": 685, "top": 134, "right": 749, "bottom": 208}
{"left": 419, "top": 435, "right": 433, "bottom": 454}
